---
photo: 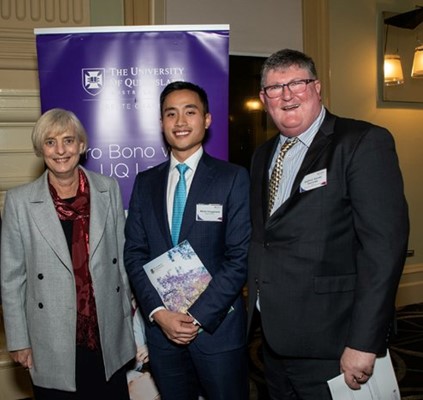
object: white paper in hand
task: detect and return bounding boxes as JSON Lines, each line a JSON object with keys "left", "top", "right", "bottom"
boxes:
{"left": 327, "top": 350, "right": 400, "bottom": 400}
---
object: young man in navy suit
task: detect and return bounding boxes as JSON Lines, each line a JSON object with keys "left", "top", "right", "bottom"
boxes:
{"left": 247, "top": 49, "right": 409, "bottom": 399}
{"left": 124, "top": 81, "right": 251, "bottom": 400}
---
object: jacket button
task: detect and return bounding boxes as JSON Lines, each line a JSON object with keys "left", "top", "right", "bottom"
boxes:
{"left": 263, "top": 242, "right": 269, "bottom": 248}
{"left": 38, "top": 273, "right": 44, "bottom": 280}
{"left": 116, "top": 286, "right": 120, "bottom": 292}
{"left": 112, "top": 258, "right": 117, "bottom": 264}
{"left": 38, "top": 303, "right": 43, "bottom": 309}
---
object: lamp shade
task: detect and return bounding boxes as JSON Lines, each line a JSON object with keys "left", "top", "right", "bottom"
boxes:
{"left": 411, "top": 45, "right": 423, "bottom": 78}
{"left": 384, "top": 54, "right": 404, "bottom": 86}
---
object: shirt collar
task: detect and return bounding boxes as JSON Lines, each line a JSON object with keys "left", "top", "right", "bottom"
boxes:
{"left": 280, "top": 106, "right": 326, "bottom": 148}
{"left": 170, "top": 146, "right": 203, "bottom": 172}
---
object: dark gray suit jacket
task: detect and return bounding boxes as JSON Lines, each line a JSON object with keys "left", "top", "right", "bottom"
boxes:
{"left": 248, "top": 110, "right": 409, "bottom": 358}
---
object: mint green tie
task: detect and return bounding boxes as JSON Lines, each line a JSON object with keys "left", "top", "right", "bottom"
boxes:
{"left": 171, "top": 163, "right": 189, "bottom": 246}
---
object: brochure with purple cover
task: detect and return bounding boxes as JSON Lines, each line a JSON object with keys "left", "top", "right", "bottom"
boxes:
{"left": 143, "top": 240, "right": 212, "bottom": 313}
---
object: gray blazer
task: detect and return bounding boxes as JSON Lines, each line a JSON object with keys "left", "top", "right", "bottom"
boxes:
{"left": 0, "top": 167, "right": 135, "bottom": 391}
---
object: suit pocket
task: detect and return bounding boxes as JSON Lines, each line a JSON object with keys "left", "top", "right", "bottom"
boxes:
{"left": 314, "top": 274, "right": 356, "bottom": 294}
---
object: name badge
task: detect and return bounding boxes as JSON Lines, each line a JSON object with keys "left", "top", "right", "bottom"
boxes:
{"left": 196, "top": 204, "right": 223, "bottom": 222}
{"left": 300, "top": 169, "right": 327, "bottom": 192}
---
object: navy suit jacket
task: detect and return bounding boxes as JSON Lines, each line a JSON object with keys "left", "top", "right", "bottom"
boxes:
{"left": 125, "top": 152, "right": 251, "bottom": 353}
{"left": 248, "top": 110, "right": 409, "bottom": 359}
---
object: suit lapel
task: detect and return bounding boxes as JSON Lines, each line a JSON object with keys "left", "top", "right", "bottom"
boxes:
{"left": 178, "top": 154, "right": 215, "bottom": 242}
{"left": 290, "top": 129, "right": 332, "bottom": 195}
{"left": 153, "top": 162, "right": 173, "bottom": 247}
{"left": 85, "top": 169, "right": 110, "bottom": 260}
{"left": 29, "top": 171, "right": 73, "bottom": 271}
{"left": 267, "top": 111, "right": 335, "bottom": 223}
{"left": 289, "top": 111, "right": 336, "bottom": 197}
{"left": 260, "top": 136, "right": 280, "bottom": 222}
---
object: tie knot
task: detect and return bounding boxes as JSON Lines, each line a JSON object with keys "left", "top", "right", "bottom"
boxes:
{"left": 283, "top": 137, "right": 299, "bottom": 149}
{"left": 176, "top": 163, "right": 189, "bottom": 175}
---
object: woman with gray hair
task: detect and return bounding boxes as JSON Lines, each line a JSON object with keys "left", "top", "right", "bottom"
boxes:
{"left": 0, "top": 108, "right": 135, "bottom": 399}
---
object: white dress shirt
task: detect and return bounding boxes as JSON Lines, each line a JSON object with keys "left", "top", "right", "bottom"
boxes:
{"left": 166, "top": 147, "right": 203, "bottom": 227}
{"left": 150, "top": 146, "right": 203, "bottom": 322}
{"left": 268, "top": 106, "right": 326, "bottom": 215}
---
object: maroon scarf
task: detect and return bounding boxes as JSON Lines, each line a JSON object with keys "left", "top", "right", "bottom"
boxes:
{"left": 49, "top": 169, "right": 99, "bottom": 350}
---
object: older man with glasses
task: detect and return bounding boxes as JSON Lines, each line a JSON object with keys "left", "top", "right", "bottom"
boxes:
{"left": 247, "top": 48, "right": 409, "bottom": 400}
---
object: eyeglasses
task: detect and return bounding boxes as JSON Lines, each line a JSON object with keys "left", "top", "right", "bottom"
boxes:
{"left": 262, "top": 79, "right": 316, "bottom": 98}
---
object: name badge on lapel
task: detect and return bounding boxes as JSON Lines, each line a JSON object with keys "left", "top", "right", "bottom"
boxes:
{"left": 196, "top": 204, "right": 223, "bottom": 222}
{"left": 300, "top": 168, "right": 327, "bottom": 192}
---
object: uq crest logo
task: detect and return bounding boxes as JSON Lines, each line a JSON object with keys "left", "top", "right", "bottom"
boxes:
{"left": 82, "top": 68, "right": 105, "bottom": 96}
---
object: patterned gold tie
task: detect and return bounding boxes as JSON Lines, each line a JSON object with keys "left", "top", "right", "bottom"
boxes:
{"left": 268, "top": 137, "right": 299, "bottom": 216}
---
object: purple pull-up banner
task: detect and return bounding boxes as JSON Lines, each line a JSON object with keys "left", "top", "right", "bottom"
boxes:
{"left": 35, "top": 25, "right": 230, "bottom": 208}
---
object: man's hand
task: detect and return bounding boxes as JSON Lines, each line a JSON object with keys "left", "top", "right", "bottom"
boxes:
{"left": 152, "top": 309, "right": 200, "bottom": 345}
{"left": 10, "top": 348, "right": 33, "bottom": 369}
{"left": 340, "top": 346, "right": 376, "bottom": 389}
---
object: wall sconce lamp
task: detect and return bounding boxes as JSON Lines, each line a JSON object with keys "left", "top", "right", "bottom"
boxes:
{"left": 384, "top": 7, "right": 423, "bottom": 80}
{"left": 412, "top": 45, "right": 423, "bottom": 77}
{"left": 383, "top": 24, "right": 404, "bottom": 86}
{"left": 384, "top": 54, "right": 405, "bottom": 85}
